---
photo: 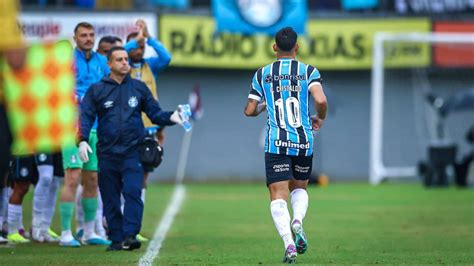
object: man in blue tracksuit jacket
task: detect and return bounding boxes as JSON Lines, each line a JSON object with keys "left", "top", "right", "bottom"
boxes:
{"left": 78, "top": 46, "right": 184, "bottom": 251}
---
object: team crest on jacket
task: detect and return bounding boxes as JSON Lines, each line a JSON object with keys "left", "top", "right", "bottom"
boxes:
{"left": 128, "top": 96, "right": 138, "bottom": 108}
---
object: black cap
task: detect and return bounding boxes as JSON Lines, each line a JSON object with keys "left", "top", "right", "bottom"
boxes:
{"left": 275, "top": 27, "right": 297, "bottom": 52}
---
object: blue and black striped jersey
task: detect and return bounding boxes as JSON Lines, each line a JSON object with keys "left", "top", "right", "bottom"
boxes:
{"left": 248, "top": 58, "right": 322, "bottom": 156}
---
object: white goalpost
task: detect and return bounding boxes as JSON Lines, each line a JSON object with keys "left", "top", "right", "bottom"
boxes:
{"left": 370, "top": 32, "right": 474, "bottom": 185}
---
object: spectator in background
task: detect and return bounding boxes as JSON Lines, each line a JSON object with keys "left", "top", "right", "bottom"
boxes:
{"left": 124, "top": 19, "right": 172, "bottom": 242}
{"left": 97, "top": 36, "right": 123, "bottom": 57}
{"left": 0, "top": 0, "right": 26, "bottom": 245}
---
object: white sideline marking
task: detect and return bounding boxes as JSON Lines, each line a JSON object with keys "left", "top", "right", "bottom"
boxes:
{"left": 138, "top": 184, "right": 186, "bottom": 266}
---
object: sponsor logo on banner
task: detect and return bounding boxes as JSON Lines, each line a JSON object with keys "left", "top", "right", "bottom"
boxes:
{"left": 160, "top": 15, "right": 431, "bottom": 70}
{"left": 19, "top": 12, "right": 157, "bottom": 56}
{"left": 433, "top": 22, "right": 474, "bottom": 67}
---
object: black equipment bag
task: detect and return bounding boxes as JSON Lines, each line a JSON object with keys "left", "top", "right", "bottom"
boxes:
{"left": 139, "top": 137, "right": 164, "bottom": 168}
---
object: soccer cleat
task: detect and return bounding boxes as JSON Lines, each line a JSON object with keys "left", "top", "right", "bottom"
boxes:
{"left": 282, "top": 244, "right": 297, "bottom": 264}
{"left": 18, "top": 228, "right": 30, "bottom": 239}
{"left": 75, "top": 229, "right": 84, "bottom": 240}
{"left": 291, "top": 219, "right": 308, "bottom": 254}
{"left": 59, "top": 238, "right": 81, "bottom": 247}
{"left": 31, "top": 227, "right": 44, "bottom": 242}
{"left": 136, "top": 234, "right": 149, "bottom": 242}
{"left": 0, "top": 235, "right": 8, "bottom": 244}
{"left": 83, "top": 237, "right": 111, "bottom": 246}
{"left": 48, "top": 228, "right": 59, "bottom": 239}
{"left": 123, "top": 237, "right": 141, "bottom": 251}
{"left": 7, "top": 232, "right": 30, "bottom": 243}
{"left": 42, "top": 230, "right": 59, "bottom": 243}
{"left": 106, "top": 242, "right": 123, "bottom": 251}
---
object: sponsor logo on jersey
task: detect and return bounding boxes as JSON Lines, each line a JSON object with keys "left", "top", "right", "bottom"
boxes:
{"left": 264, "top": 74, "right": 306, "bottom": 83}
{"left": 128, "top": 96, "right": 138, "bottom": 108}
{"left": 274, "top": 140, "right": 310, "bottom": 149}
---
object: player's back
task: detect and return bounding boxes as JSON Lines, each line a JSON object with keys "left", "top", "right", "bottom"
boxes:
{"left": 249, "top": 58, "right": 322, "bottom": 157}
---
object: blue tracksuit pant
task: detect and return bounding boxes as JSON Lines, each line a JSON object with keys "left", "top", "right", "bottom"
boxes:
{"left": 98, "top": 152, "right": 144, "bottom": 243}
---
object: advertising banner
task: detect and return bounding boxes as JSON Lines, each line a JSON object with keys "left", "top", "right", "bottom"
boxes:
{"left": 160, "top": 15, "right": 431, "bottom": 70}
{"left": 19, "top": 12, "right": 158, "bottom": 56}
{"left": 434, "top": 22, "right": 474, "bottom": 67}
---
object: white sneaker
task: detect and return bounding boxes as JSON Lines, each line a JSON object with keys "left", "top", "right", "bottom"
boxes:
{"left": 0, "top": 235, "right": 8, "bottom": 244}
{"left": 42, "top": 229, "right": 59, "bottom": 243}
{"left": 31, "top": 226, "right": 44, "bottom": 243}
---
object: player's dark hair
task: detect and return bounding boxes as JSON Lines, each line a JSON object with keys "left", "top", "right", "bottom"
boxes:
{"left": 127, "top": 32, "right": 139, "bottom": 42}
{"left": 99, "top": 36, "right": 122, "bottom": 46}
{"left": 107, "top": 46, "right": 127, "bottom": 61}
{"left": 74, "top": 22, "right": 94, "bottom": 34}
{"left": 275, "top": 27, "right": 297, "bottom": 52}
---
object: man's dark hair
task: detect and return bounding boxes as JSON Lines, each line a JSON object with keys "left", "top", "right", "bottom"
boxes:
{"left": 99, "top": 36, "right": 122, "bottom": 46}
{"left": 275, "top": 27, "right": 297, "bottom": 52}
{"left": 127, "top": 32, "right": 139, "bottom": 42}
{"left": 74, "top": 22, "right": 94, "bottom": 34}
{"left": 107, "top": 46, "right": 127, "bottom": 61}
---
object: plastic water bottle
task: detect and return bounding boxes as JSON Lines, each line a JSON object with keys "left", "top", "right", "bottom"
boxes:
{"left": 178, "top": 104, "right": 192, "bottom": 132}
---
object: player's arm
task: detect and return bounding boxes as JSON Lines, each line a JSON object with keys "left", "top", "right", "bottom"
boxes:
{"left": 244, "top": 99, "right": 266, "bottom": 117}
{"left": 146, "top": 38, "right": 172, "bottom": 75}
{"left": 140, "top": 82, "right": 176, "bottom": 126}
{"left": 79, "top": 85, "right": 97, "bottom": 143}
{"left": 309, "top": 82, "right": 327, "bottom": 131}
{"left": 244, "top": 69, "right": 265, "bottom": 117}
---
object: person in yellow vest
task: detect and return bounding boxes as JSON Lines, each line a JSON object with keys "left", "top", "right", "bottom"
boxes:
{"left": 0, "top": 0, "right": 26, "bottom": 244}
{"left": 124, "top": 19, "right": 172, "bottom": 242}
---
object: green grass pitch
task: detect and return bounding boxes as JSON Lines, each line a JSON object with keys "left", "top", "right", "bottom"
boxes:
{"left": 0, "top": 183, "right": 473, "bottom": 265}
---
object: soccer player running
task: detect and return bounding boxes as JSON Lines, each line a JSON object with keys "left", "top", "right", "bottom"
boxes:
{"left": 244, "top": 27, "right": 327, "bottom": 263}
{"left": 124, "top": 19, "right": 172, "bottom": 242}
{"left": 58, "top": 22, "right": 110, "bottom": 247}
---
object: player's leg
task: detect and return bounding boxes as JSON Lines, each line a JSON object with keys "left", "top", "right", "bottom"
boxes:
{"left": 7, "top": 156, "right": 35, "bottom": 243}
{"left": 98, "top": 155, "right": 124, "bottom": 251}
{"left": 0, "top": 172, "right": 8, "bottom": 244}
{"left": 81, "top": 130, "right": 109, "bottom": 245}
{"left": 265, "top": 153, "right": 297, "bottom": 263}
{"left": 59, "top": 146, "right": 82, "bottom": 247}
{"left": 41, "top": 153, "right": 63, "bottom": 242}
{"left": 94, "top": 187, "right": 107, "bottom": 239}
{"left": 75, "top": 184, "right": 84, "bottom": 238}
{"left": 122, "top": 154, "right": 144, "bottom": 251}
{"left": 288, "top": 155, "right": 313, "bottom": 255}
{"left": 32, "top": 153, "right": 54, "bottom": 242}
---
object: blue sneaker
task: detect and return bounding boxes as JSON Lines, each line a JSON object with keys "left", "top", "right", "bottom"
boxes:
{"left": 59, "top": 238, "right": 81, "bottom": 247}
{"left": 84, "top": 237, "right": 111, "bottom": 246}
{"left": 291, "top": 220, "right": 308, "bottom": 254}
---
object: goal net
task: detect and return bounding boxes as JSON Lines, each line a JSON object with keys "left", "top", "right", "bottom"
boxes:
{"left": 370, "top": 32, "right": 474, "bottom": 185}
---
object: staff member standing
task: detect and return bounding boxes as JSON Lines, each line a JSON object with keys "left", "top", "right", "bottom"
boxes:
{"left": 79, "top": 46, "right": 184, "bottom": 251}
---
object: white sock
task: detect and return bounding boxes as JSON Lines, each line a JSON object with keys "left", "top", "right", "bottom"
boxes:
{"left": 42, "top": 177, "right": 59, "bottom": 231}
{"left": 141, "top": 188, "right": 146, "bottom": 204}
{"left": 7, "top": 204, "right": 22, "bottom": 234}
{"left": 19, "top": 206, "right": 24, "bottom": 230}
{"left": 75, "top": 185, "right": 84, "bottom": 232}
{"left": 270, "top": 199, "right": 294, "bottom": 249}
{"left": 95, "top": 188, "right": 105, "bottom": 236}
{"left": 290, "top": 188, "right": 309, "bottom": 224}
{"left": 84, "top": 220, "right": 96, "bottom": 240}
{"left": 120, "top": 194, "right": 125, "bottom": 214}
{"left": 33, "top": 165, "right": 54, "bottom": 229}
{"left": 0, "top": 187, "right": 8, "bottom": 227}
{"left": 60, "top": 230, "right": 73, "bottom": 242}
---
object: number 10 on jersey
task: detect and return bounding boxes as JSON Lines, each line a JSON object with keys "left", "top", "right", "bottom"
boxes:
{"left": 275, "top": 97, "right": 301, "bottom": 129}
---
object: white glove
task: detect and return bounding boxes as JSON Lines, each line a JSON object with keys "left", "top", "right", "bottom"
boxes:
{"left": 78, "top": 141, "right": 92, "bottom": 163}
{"left": 170, "top": 110, "right": 183, "bottom": 125}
